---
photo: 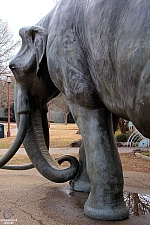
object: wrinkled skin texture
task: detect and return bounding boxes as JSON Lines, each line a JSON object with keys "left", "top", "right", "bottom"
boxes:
{"left": 8, "top": 0, "right": 150, "bottom": 221}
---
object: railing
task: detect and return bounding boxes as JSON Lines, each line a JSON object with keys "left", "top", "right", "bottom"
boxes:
{"left": 127, "top": 128, "right": 149, "bottom": 148}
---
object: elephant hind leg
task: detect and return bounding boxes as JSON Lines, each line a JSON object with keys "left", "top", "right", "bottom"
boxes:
{"left": 70, "top": 113, "right": 119, "bottom": 193}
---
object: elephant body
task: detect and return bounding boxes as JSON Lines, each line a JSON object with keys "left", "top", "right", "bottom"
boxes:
{"left": 7, "top": 0, "right": 150, "bottom": 221}
{"left": 38, "top": 0, "right": 150, "bottom": 136}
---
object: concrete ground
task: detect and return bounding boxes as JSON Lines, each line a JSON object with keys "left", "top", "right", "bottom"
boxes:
{"left": 0, "top": 125, "right": 150, "bottom": 224}
{"left": 0, "top": 147, "right": 150, "bottom": 225}
{"left": 0, "top": 146, "right": 134, "bottom": 156}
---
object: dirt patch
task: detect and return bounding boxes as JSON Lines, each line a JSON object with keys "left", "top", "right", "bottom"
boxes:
{"left": 120, "top": 152, "right": 150, "bottom": 173}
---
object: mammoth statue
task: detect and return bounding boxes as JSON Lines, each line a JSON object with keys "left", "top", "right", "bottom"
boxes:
{"left": 1, "top": 0, "right": 150, "bottom": 221}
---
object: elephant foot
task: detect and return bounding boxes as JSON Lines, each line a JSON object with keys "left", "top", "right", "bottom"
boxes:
{"left": 69, "top": 178, "right": 90, "bottom": 192}
{"left": 84, "top": 192, "right": 129, "bottom": 220}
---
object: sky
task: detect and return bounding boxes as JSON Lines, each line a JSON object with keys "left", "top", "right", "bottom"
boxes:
{"left": 0, "top": 0, "right": 57, "bottom": 39}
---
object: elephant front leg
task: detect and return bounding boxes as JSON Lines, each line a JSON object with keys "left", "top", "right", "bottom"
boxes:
{"left": 69, "top": 103, "right": 129, "bottom": 220}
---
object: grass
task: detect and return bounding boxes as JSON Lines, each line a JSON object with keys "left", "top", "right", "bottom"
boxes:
{"left": 0, "top": 137, "right": 17, "bottom": 149}
{"left": 0, "top": 123, "right": 81, "bottom": 149}
{"left": 50, "top": 124, "right": 80, "bottom": 148}
{"left": 0, "top": 154, "right": 31, "bottom": 165}
{"left": 0, "top": 124, "right": 131, "bottom": 149}
{"left": 141, "top": 152, "right": 150, "bottom": 157}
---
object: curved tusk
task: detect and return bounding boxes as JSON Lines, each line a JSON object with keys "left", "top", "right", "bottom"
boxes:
{"left": 0, "top": 113, "right": 30, "bottom": 168}
{"left": 1, "top": 163, "right": 34, "bottom": 170}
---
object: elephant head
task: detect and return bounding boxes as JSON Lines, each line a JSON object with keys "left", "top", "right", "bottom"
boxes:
{"left": 0, "top": 26, "right": 79, "bottom": 182}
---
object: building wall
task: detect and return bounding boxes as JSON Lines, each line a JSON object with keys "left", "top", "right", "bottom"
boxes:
{"left": 50, "top": 110, "right": 64, "bottom": 123}
{"left": 0, "top": 108, "right": 5, "bottom": 117}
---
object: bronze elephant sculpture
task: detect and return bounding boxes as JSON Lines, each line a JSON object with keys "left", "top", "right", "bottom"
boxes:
{"left": 1, "top": 0, "right": 150, "bottom": 221}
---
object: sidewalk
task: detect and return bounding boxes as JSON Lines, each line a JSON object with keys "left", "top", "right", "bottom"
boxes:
{"left": 0, "top": 126, "right": 149, "bottom": 224}
{"left": 0, "top": 146, "right": 135, "bottom": 156}
{"left": 0, "top": 146, "right": 150, "bottom": 224}
{"left": 0, "top": 161, "right": 149, "bottom": 225}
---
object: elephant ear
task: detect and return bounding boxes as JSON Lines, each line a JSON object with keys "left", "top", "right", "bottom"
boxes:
{"left": 30, "top": 26, "right": 48, "bottom": 73}
{"left": 19, "top": 26, "right": 48, "bottom": 74}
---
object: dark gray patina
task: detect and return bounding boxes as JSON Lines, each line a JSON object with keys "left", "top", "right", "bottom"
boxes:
{"left": 1, "top": 0, "right": 150, "bottom": 221}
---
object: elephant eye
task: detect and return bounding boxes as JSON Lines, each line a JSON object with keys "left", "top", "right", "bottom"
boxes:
{"left": 9, "top": 64, "right": 16, "bottom": 71}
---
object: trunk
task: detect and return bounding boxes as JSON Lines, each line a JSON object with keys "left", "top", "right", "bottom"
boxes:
{"left": 23, "top": 109, "right": 79, "bottom": 183}
{"left": 1, "top": 83, "right": 79, "bottom": 179}
{"left": 41, "top": 105, "right": 50, "bottom": 149}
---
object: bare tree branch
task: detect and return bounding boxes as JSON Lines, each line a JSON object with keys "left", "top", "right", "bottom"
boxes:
{"left": 0, "top": 19, "right": 20, "bottom": 109}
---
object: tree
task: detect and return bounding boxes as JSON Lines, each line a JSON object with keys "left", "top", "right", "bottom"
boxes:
{"left": 0, "top": 19, "right": 19, "bottom": 79}
{"left": 50, "top": 93, "right": 70, "bottom": 125}
{"left": 118, "top": 118, "right": 129, "bottom": 134}
{"left": 4, "top": 103, "right": 15, "bottom": 122}
{"left": 0, "top": 19, "right": 20, "bottom": 110}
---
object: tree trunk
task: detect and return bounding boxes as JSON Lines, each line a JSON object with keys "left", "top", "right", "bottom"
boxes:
{"left": 118, "top": 118, "right": 129, "bottom": 134}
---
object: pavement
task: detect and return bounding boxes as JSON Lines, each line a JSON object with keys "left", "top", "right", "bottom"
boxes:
{"left": 0, "top": 125, "right": 150, "bottom": 224}
{"left": 0, "top": 146, "right": 150, "bottom": 225}
{"left": 0, "top": 146, "right": 134, "bottom": 156}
